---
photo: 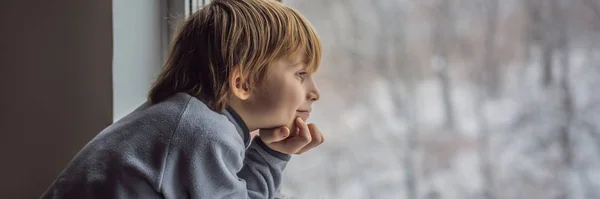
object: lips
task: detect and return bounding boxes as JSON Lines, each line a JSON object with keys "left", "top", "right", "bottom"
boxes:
{"left": 296, "top": 110, "right": 310, "bottom": 121}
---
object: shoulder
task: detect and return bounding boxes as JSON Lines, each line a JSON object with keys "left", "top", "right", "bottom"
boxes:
{"left": 113, "top": 92, "right": 194, "bottom": 129}
{"left": 170, "top": 95, "right": 245, "bottom": 152}
{"left": 141, "top": 92, "right": 194, "bottom": 121}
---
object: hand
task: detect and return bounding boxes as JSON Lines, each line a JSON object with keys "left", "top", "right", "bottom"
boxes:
{"left": 258, "top": 117, "right": 325, "bottom": 155}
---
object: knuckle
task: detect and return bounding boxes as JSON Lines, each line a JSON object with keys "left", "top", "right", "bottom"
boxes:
{"left": 303, "top": 136, "right": 312, "bottom": 143}
{"left": 313, "top": 136, "right": 322, "bottom": 143}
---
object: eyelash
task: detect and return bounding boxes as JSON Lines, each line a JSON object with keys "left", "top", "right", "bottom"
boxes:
{"left": 296, "top": 72, "right": 308, "bottom": 79}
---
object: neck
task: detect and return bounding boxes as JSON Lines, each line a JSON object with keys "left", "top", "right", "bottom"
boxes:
{"left": 226, "top": 99, "right": 259, "bottom": 132}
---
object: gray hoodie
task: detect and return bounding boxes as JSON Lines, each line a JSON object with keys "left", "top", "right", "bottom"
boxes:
{"left": 41, "top": 93, "right": 291, "bottom": 199}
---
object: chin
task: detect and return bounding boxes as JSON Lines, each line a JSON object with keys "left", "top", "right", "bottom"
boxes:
{"left": 296, "top": 112, "right": 310, "bottom": 123}
{"left": 285, "top": 115, "right": 298, "bottom": 130}
{"left": 286, "top": 117, "right": 296, "bottom": 130}
{"left": 288, "top": 114, "right": 308, "bottom": 131}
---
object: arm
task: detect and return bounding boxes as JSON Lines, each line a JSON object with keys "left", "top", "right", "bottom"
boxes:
{"left": 159, "top": 132, "right": 289, "bottom": 199}
{"left": 239, "top": 138, "right": 291, "bottom": 199}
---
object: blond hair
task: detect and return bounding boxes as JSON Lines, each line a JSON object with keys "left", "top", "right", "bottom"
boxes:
{"left": 148, "top": 0, "right": 321, "bottom": 112}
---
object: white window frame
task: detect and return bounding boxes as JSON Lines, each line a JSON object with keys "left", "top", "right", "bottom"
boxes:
{"left": 164, "top": 0, "right": 212, "bottom": 54}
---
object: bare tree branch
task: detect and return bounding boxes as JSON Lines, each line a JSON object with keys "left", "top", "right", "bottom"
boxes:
{"left": 431, "top": 0, "right": 456, "bottom": 132}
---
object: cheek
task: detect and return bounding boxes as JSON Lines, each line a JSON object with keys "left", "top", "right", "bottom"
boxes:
{"left": 252, "top": 78, "right": 304, "bottom": 127}
{"left": 279, "top": 80, "right": 306, "bottom": 129}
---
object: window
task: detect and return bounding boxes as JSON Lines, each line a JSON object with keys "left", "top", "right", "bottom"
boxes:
{"left": 185, "top": 0, "right": 212, "bottom": 16}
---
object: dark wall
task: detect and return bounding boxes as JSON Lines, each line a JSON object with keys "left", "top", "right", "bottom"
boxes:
{"left": 0, "top": 0, "right": 113, "bottom": 198}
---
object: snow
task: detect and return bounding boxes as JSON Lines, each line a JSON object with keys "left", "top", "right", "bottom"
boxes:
{"left": 277, "top": 1, "right": 600, "bottom": 198}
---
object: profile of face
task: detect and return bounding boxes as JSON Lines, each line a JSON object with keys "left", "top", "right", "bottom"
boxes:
{"left": 235, "top": 50, "right": 320, "bottom": 132}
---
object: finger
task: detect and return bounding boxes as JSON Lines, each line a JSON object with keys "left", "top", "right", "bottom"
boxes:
{"left": 266, "top": 118, "right": 313, "bottom": 154}
{"left": 290, "top": 127, "right": 300, "bottom": 137}
{"left": 296, "top": 123, "right": 324, "bottom": 154}
{"left": 258, "top": 126, "right": 290, "bottom": 144}
{"left": 294, "top": 117, "right": 312, "bottom": 143}
{"left": 279, "top": 117, "right": 312, "bottom": 153}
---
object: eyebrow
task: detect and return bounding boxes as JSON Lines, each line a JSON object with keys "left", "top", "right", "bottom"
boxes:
{"left": 290, "top": 60, "right": 305, "bottom": 67}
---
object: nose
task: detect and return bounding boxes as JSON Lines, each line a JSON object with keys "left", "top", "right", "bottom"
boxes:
{"left": 307, "top": 78, "right": 320, "bottom": 101}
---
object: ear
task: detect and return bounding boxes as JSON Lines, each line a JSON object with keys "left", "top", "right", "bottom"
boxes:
{"left": 229, "top": 66, "right": 251, "bottom": 100}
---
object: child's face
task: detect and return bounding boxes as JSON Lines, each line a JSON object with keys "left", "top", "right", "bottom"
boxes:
{"left": 245, "top": 51, "right": 320, "bottom": 131}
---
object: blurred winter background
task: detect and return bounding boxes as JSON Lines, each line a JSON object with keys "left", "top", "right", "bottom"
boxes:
{"left": 277, "top": 0, "right": 600, "bottom": 198}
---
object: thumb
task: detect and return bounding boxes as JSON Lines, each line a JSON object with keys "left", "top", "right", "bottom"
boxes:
{"left": 258, "top": 126, "right": 290, "bottom": 143}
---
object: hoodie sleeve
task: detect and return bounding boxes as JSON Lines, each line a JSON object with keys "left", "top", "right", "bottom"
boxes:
{"left": 239, "top": 137, "right": 291, "bottom": 199}
{"left": 159, "top": 122, "right": 290, "bottom": 199}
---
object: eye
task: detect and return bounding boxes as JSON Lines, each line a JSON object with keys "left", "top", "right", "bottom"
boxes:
{"left": 296, "top": 71, "right": 308, "bottom": 79}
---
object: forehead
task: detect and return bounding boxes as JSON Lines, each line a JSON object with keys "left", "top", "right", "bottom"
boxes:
{"left": 282, "top": 50, "right": 307, "bottom": 65}
{"left": 267, "top": 52, "right": 307, "bottom": 71}
{"left": 264, "top": 53, "right": 305, "bottom": 76}
{"left": 266, "top": 47, "right": 317, "bottom": 75}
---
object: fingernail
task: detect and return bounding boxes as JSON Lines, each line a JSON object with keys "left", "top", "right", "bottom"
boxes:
{"left": 297, "top": 117, "right": 304, "bottom": 123}
{"left": 281, "top": 127, "right": 289, "bottom": 137}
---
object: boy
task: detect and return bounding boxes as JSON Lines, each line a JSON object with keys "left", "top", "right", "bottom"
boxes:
{"left": 41, "top": 0, "right": 324, "bottom": 198}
